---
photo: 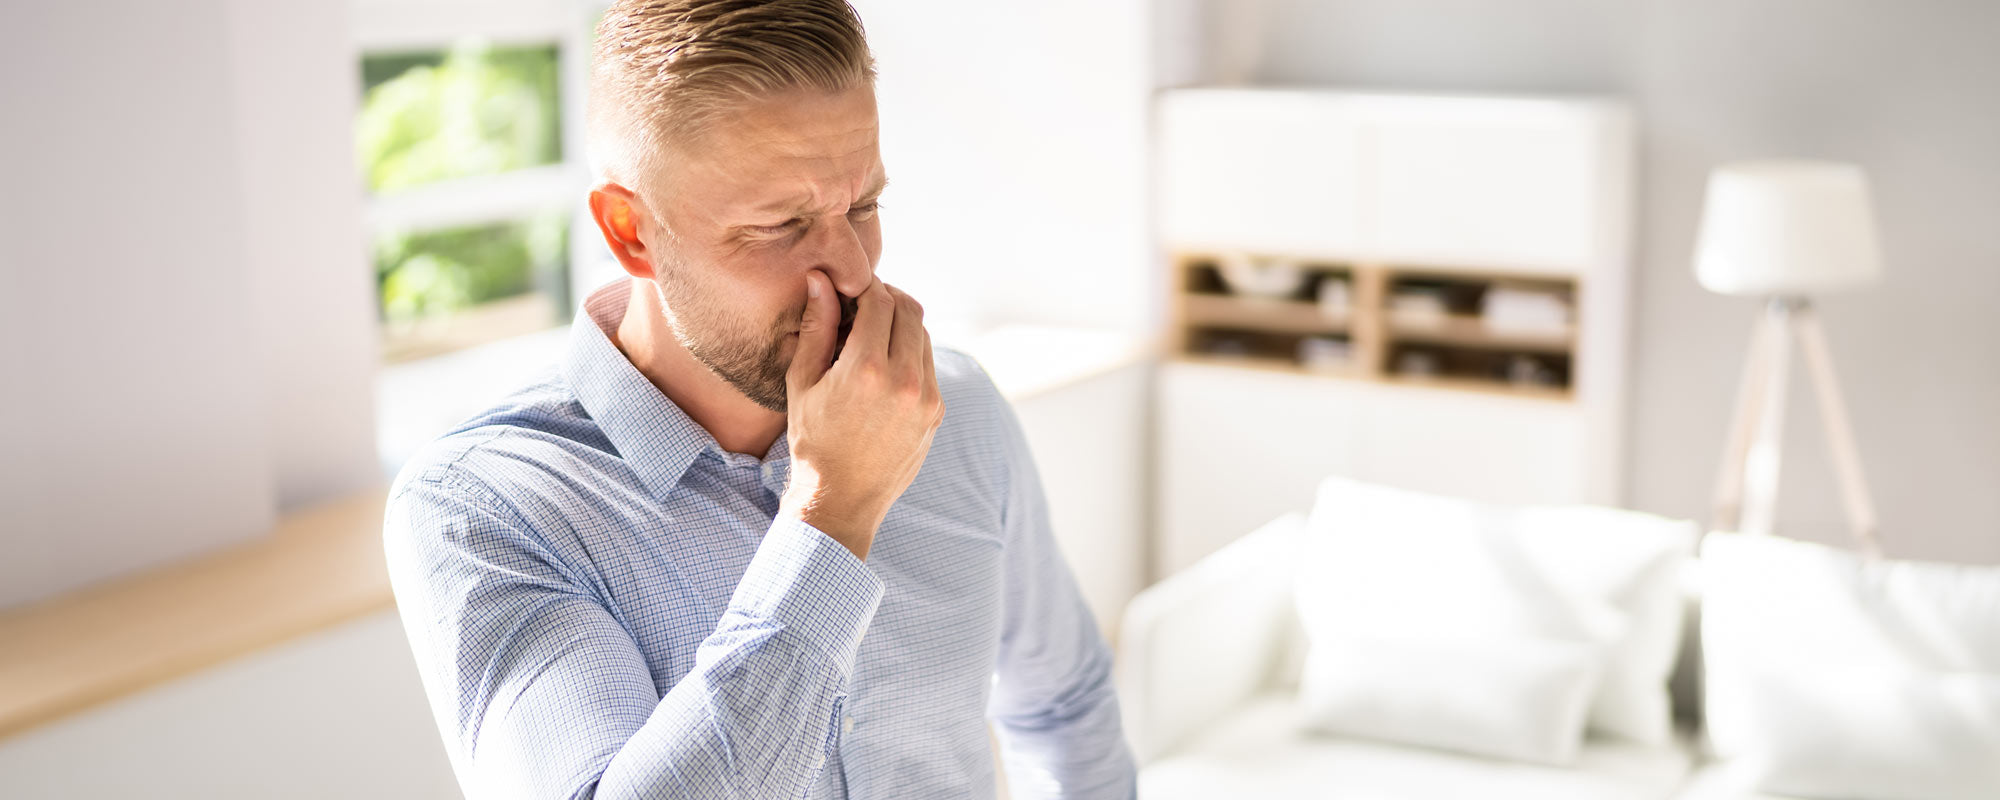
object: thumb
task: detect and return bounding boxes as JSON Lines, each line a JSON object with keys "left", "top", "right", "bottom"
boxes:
{"left": 788, "top": 270, "right": 838, "bottom": 391}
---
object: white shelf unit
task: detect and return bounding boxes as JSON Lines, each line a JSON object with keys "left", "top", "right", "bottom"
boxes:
{"left": 1152, "top": 88, "right": 1635, "bottom": 576}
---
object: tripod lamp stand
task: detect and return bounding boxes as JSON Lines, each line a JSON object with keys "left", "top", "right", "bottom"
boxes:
{"left": 1695, "top": 160, "right": 1885, "bottom": 557}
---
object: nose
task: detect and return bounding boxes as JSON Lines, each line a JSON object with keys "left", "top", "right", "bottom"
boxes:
{"left": 805, "top": 212, "right": 875, "bottom": 298}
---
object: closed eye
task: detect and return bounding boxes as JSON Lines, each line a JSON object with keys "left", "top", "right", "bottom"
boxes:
{"left": 747, "top": 219, "right": 805, "bottom": 237}
{"left": 746, "top": 201, "right": 882, "bottom": 238}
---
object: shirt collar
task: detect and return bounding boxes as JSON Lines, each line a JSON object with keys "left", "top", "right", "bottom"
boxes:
{"left": 560, "top": 278, "right": 790, "bottom": 503}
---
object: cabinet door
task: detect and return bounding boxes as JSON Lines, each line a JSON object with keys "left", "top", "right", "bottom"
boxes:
{"left": 1157, "top": 91, "right": 1362, "bottom": 256}
{"left": 1155, "top": 361, "right": 1364, "bottom": 576}
{"left": 1351, "top": 383, "right": 1587, "bottom": 506}
{"left": 1360, "top": 99, "right": 1605, "bottom": 272}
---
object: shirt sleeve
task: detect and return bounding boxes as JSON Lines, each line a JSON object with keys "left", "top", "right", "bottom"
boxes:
{"left": 383, "top": 471, "right": 881, "bottom": 800}
{"left": 984, "top": 399, "right": 1139, "bottom": 800}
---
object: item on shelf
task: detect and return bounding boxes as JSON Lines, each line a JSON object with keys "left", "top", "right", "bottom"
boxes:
{"left": 1200, "top": 334, "right": 1251, "bottom": 359}
{"left": 1483, "top": 286, "right": 1573, "bottom": 332}
{"left": 1504, "top": 355, "right": 1561, "bottom": 387}
{"left": 1315, "top": 277, "right": 1352, "bottom": 317}
{"left": 1216, "top": 253, "right": 1307, "bottom": 299}
{"left": 1297, "top": 337, "right": 1351, "bottom": 372}
{"left": 1389, "top": 286, "right": 1448, "bottom": 319}
{"left": 1394, "top": 350, "right": 1440, "bottom": 377}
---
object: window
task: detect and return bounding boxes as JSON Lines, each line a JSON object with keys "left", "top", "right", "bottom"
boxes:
{"left": 353, "top": 1, "right": 604, "bottom": 364}
{"left": 358, "top": 0, "right": 609, "bottom": 476}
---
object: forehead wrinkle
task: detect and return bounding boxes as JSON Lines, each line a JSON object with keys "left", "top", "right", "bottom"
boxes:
{"left": 742, "top": 148, "right": 884, "bottom": 218}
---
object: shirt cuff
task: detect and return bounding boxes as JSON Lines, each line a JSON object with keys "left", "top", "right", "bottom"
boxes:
{"left": 728, "top": 515, "right": 885, "bottom": 677}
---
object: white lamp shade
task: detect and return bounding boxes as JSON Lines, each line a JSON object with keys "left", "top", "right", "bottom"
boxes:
{"left": 1693, "top": 160, "right": 1884, "bottom": 296}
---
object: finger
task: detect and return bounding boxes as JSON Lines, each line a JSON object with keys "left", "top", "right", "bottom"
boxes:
{"left": 885, "top": 285, "right": 926, "bottom": 369}
{"left": 920, "top": 325, "right": 941, "bottom": 423}
{"left": 842, "top": 277, "right": 895, "bottom": 363}
{"left": 787, "top": 270, "right": 839, "bottom": 391}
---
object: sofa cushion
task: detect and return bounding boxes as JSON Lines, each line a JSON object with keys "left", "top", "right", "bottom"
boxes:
{"left": 1298, "top": 477, "right": 1698, "bottom": 747}
{"left": 1298, "top": 633, "right": 1605, "bottom": 765}
{"left": 1702, "top": 532, "right": 2000, "bottom": 800}
{"left": 1140, "top": 692, "right": 1696, "bottom": 800}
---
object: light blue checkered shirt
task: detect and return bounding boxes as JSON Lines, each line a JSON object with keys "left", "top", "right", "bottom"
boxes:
{"left": 383, "top": 279, "right": 1135, "bottom": 800}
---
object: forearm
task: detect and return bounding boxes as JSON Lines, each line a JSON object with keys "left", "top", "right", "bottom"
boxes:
{"left": 593, "top": 626, "right": 852, "bottom": 798}
{"left": 599, "top": 516, "right": 879, "bottom": 798}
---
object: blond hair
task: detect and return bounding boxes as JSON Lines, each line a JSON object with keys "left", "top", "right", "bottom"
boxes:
{"left": 587, "top": 0, "right": 876, "bottom": 184}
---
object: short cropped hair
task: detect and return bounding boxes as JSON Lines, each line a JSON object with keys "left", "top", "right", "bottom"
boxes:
{"left": 587, "top": 0, "right": 876, "bottom": 184}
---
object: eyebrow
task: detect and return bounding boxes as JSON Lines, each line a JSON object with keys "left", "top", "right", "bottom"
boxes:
{"left": 751, "top": 175, "right": 890, "bottom": 221}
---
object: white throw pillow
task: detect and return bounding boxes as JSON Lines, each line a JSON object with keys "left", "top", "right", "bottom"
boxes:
{"left": 1702, "top": 532, "right": 2000, "bottom": 800}
{"left": 1504, "top": 505, "right": 1699, "bottom": 745}
{"left": 1299, "top": 633, "right": 1606, "bottom": 765}
{"left": 1298, "top": 477, "right": 1697, "bottom": 747}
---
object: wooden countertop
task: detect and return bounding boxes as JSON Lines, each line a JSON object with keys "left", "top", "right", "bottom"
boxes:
{"left": 0, "top": 487, "right": 394, "bottom": 741}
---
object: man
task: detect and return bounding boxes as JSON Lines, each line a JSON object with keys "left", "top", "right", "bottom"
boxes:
{"left": 381, "top": 1, "right": 1136, "bottom": 798}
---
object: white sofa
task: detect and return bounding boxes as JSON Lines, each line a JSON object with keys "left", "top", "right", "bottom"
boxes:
{"left": 1116, "top": 513, "right": 1787, "bottom": 800}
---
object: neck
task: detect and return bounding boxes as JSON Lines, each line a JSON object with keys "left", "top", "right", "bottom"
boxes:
{"left": 609, "top": 278, "right": 786, "bottom": 458}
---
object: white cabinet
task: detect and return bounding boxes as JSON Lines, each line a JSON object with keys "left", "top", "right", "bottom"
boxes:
{"left": 1157, "top": 362, "right": 1366, "bottom": 575}
{"left": 1346, "top": 381, "right": 1586, "bottom": 507}
{"left": 1156, "top": 91, "right": 1363, "bottom": 257}
{"left": 1151, "top": 89, "right": 1633, "bottom": 578}
{"left": 1157, "top": 89, "right": 1630, "bottom": 275}
{"left": 1156, "top": 362, "right": 1590, "bottom": 575}
{"left": 1360, "top": 98, "right": 1610, "bottom": 271}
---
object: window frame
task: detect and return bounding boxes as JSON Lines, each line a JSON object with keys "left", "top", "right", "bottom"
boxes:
{"left": 358, "top": 0, "right": 614, "bottom": 478}
{"left": 352, "top": 0, "right": 609, "bottom": 359}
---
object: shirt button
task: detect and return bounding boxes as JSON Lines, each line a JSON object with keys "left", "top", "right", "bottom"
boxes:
{"left": 842, "top": 715, "right": 855, "bottom": 734}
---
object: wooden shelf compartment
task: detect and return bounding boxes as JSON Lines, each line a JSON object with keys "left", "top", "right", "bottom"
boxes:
{"left": 1386, "top": 311, "right": 1574, "bottom": 353}
{"left": 1177, "top": 254, "right": 1358, "bottom": 308}
{"left": 1180, "top": 326, "right": 1359, "bottom": 376}
{"left": 1166, "top": 248, "right": 1585, "bottom": 402}
{"left": 1383, "top": 342, "right": 1573, "bottom": 398}
{"left": 1184, "top": 293, "right": 1349, "bottom": 336}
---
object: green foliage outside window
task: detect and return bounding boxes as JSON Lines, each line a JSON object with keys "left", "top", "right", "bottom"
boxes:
{"left": 374, "top": 215, "right": 568, "bottom": 324}
{"left": 358, "top": 41, "right": 568, "bottom": 326}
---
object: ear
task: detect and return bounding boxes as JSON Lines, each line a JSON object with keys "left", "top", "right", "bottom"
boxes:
{"left": 588, "top": 181, "right": 654, "bottom": 280}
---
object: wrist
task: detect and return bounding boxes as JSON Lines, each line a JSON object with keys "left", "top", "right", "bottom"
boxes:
{"left": 778, "top": 485, "right": 881, "bottom": 561}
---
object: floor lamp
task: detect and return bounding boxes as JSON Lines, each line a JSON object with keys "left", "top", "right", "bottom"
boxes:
{"left": 1695, "top": 161, "right": 1884, "bottom": 557}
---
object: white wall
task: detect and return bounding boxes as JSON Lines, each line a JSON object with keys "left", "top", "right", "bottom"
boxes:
{"left": 229, "top": 0, "right": 383, "bottom": 511}
{"left": 0, "top": 0, "right": 380, "bottom": 608}
{"left": 1222, "top": 0, "right": 2000, "bottom": 564}
{"left": 0, "top": 0, "right": 275, "bottom": 607}
{"left": 850, "top": 0, "right": 1159, "bottom": 334}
